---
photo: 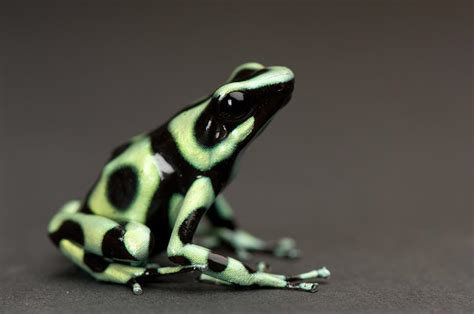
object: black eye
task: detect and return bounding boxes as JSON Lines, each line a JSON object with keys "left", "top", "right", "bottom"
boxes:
{"left": 218, "top": 91, "right": 251, "bottom": 120}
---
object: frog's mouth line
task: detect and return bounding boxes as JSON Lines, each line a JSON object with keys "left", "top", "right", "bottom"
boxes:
{"left": 255, "top": 98, "right": 292, "bottom": 138}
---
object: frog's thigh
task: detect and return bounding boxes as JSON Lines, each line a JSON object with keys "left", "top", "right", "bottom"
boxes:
{"left": 49, "top": 201, "right": 153, "bottom": 263}
{"left": 59, "top": 239, "right": 205, "bottom": 294}
{"left": 59, "top": 239, "right": 147, "bottom": 285}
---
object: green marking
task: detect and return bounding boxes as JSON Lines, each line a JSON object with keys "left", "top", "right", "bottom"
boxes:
{"left": 214, "top": 195, "right": 233, "bottom": 220}
{"left": 88, "top": 137, "right": 160, "bottom": 223}
{"left": 216, "top": 66, "right": 294, "bottom": 100}
{"left": 123, "top": 222, "right": 152, "bottom": 261}
{"left": 227, "top": 62, "right": 264, "bottom": 82}
{"left": 168, "top": 103, "right": 255, "bottom": 171}
{"left": 216, "top": 229, "right": 265, "bottom": 251}
{"left": 168, "top": 193, "right": 184, "bottom": 227}
{"left": 199, "top": 273, "right": 232, "bottom": 286}
{"left": 48, "top": 200, "right": 81, "bottom": 233}
{"left": 168, "top": 177, "right": 215, "bottom": 255}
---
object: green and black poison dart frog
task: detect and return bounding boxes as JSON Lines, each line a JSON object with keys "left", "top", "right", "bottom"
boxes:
{"left": 48, "top": 62, "right": 330, "bottom": 295}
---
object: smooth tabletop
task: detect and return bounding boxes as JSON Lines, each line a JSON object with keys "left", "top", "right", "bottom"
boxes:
{"left": 1, "top": 1, "right": 472, "bottom": 313}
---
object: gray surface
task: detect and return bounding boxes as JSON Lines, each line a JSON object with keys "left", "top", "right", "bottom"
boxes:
{"left": 1, "top": 1, "right": 472, "bottom": 313}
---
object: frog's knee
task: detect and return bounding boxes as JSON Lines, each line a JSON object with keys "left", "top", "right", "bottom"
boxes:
{"left": 166, "top": 242, "right": 193, "bottom": 266}
{"left": 59, "top": 200, "right": 82, "bottom": 214}
{"left": 48, "top": 200, "right": 82, "bottom": 237}
{"left": 118, "top": 221, "right": 154, "bottom": 261}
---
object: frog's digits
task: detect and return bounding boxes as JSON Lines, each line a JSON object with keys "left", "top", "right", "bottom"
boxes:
{"left": 48, "top": 63, "right": 330, "bottom": 294}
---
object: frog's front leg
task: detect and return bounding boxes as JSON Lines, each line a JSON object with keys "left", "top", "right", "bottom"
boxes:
{"left": 48, "top": 201, "right": 206, "bottom": 294}
{"left": 206, "top": 195, "right": 299, "bottom": 260}
{"left": 168, "top": 178, "right": 327, "bottom": 292}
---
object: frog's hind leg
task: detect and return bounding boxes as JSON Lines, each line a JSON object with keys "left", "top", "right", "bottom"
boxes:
{"left": 206, "top": 195, "right": 300, "bottom": 259}
{"left": 48, "top": 201, "right": 205, "bottom": 294}
{"left": 48, "top": 200, "right": 153, "bottom": 263}
{"left": 57, "top": 239, "right": 205, "bottom": 294}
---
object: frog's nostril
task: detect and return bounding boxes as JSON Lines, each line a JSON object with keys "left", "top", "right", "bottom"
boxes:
{"left": 276, "top": 80, "right": 294, "bottom": 95}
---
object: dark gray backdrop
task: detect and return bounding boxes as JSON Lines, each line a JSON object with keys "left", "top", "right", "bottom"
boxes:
{"left": 1, "top": 1, "right": 472, "bottom": 313}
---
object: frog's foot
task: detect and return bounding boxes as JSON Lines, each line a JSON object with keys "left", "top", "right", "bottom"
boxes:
{"left": 271, "top": 237, "right": 300, "bottom": 259}
{"left": 197, "top": 266, "right": 330, "bottom": 293}
{"left": 58, "top": 239, "right": 207, "bottom": 294}
{"left": 214, "top": 229, "right": 300, "bottom": 260}
{"left": 197, "top": 273, "right": 319, "bottom": 292}
{"left": 129, "top": 264, "right": 208, "bottom": 294}
{"left": 259, "top": 266, "right": 330, "bottom": 292}
{"left": 48, "top": 205, "right": 207, "bottom": 294}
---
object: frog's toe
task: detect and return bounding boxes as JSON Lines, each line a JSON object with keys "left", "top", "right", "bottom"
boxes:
{"left": 131, "top": 281, "right": 143, "bottom": 295}
{"left": 256, "top": 261, "right": 271, "bottom": 272}
{"left": 316, "top": 266, "right": 331, "bottom": 279}
{"left": 287, "top": 282, "right": 319, "bottom": 293}
{"left": 273, "top": 238, "right": 300, "bottom": 259}
{"left": 236, "top": 248, "right": 252, "bottom": 260}
{"left": 285, "top": 267, "right": 331, "bottom": 282}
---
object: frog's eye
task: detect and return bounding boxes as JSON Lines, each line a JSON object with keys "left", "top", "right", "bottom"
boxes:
{"left": 217, "top": 91, "right": 251, "bottom": 121}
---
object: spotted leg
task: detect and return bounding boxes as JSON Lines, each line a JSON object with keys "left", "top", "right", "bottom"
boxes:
{"left": 48, "top": 201, "right": 206, "bottom": 294}
{"left": 167, "top": 177, "right": 328, "bottom": 292}
{"left": 206, "top": 195, "right": 300, "bottom": 259}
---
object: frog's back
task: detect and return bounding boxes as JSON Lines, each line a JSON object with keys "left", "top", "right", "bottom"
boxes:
{"left": 79, "top": 135, "right": 162, "bottom": 224}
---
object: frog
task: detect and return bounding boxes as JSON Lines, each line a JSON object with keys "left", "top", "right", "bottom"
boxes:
{"left": 48, "top": 62, "right": 330, "bottom": 295}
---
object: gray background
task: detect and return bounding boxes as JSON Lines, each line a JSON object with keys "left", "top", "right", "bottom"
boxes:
{"left": 1, "top": 1, "right": 472, "bottom": 313}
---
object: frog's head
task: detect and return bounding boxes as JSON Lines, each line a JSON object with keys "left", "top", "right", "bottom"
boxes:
{"left": 168, "top": 62, "right": 294, "bottom": 172}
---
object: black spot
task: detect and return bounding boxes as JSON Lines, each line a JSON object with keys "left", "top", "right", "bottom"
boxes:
{"left": 84, "top": 253, "right": 110, "bottom": 273}
{"left": 206, "top": 203, "right": 236, "bottom": 230}
{"left": 149, "top": 126, "right": 236, "bottom": 195}
{"left": 169, "top": 255, "right": 191, "bottom": 266}
{"left": 178, "top": 207, "right": 207, "bottom": 244}
{"left": 106, "top": 166, "right": 138, "bottom": 211}
{"left": 101, "top": 226, "right": 137, "bottom": 261}
{"left": 207, "top": 252, "right": 228, "bottom": 273}
{"left": 49, "top": 220, "right": 84, "bottom": 247}
{"left": 230, "top": 68, "right": 270, "bottom": 82}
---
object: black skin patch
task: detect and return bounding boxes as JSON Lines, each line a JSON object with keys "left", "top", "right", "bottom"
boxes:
{"left": 146, "top": 185, "right": 175, "bottom": 255}
{"left": 178, "top": 207, "right": 207, "bottom": 244}
{"left": 207, "top": 252, "right": 228, "bottom": 273}
{"left": 106, "top": 166, "right": 138, "bottom": 211}
{"left": 83, "top": 253, "right": 110, "bottom": 273}
{"left": 230, "top": 68, "right": 270, "bottom": 82}
{"left": 149, "top": 126, "right": 237, "bottom": 194}
{"left": 49, "top": 220, "right": 84, "bottom": 247}
{"left": 169, "top": 255, "right": 192, "bottom": 266}
{"left": 101, "top": 226, "right": 138, "bottom": 261}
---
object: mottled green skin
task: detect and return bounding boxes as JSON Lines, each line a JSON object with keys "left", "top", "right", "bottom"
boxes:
{"left": 48, "top": 63, "right": 330, "bottom": 294}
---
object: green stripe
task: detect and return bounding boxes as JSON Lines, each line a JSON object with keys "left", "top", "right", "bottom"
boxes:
{"left": 168, "top": 103, "right": 254, "bottom": 171}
